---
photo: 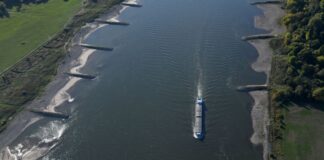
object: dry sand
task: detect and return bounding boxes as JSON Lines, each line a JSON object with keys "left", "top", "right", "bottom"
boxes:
{"left": 248, "top": 4, "right": 285, "bottom": 160}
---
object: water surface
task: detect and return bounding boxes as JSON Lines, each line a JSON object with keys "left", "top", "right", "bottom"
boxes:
{"left": 9, "top": 0, "right": 267, "bottom": 159}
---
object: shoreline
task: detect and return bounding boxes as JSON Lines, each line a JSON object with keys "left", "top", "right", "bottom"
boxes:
{"left": 247, "top": 3, "right": 285, "bottom": 160}
{"left": 0, "top": 0, "right": 126, "bottom": 133}
{"left": 0, "top": 1, "right": 130, "bottom": 159}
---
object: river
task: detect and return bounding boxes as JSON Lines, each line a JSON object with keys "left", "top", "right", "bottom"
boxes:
{"left": 2, "top": 0, "right": 267, "bottom": 159}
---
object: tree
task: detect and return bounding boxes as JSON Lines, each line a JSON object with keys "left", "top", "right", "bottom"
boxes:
{"left": 312, "top": 87, "right": 324, "bottom": 101}
{"left": 0, "top": 2, "right": 8, "bottom": 18}
{"left": 308, "top": 13, "right": 324, "bottom": 38}
{"left": 276, "top": 0, "right": 324, "bottom": 102}
{"left": 272, "top": 86, "right": 293, "bottom": 103}
{"left": 287, "top": 0, "right": 305, "bottom": 12}
{"left": 320, "top": 0, "right": 324, "bottom": 10}
{"left": 317, "top": 56, "right": 324, "bottom": 66}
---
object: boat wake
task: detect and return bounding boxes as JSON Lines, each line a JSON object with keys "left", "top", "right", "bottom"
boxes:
{"left": 192, "top": 38, "right": 205, "bottom": 139}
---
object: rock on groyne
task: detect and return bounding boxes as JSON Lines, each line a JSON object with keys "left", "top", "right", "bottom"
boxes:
{"left": 29, "top": 109, "right": 69, "bottom": 119}
{"left": 65, "top": 72, "right": 96, "bottom": 80}
{"left": 80, "top": 43, "right": 113, "bottom": 51}
{"left": 121, "top": 2, "right": 142, "bottom": 7}
{"left": 95, "top": 19, "right": 130, "bottom": 26}
{"left": 241, "top": 34, "right": 277, "bottom": 41}
{"left": 250, "top": 0, "right": 282, "bottom": 5}
{"left": 236, "top": 84, "right": 268, "bottom": 92}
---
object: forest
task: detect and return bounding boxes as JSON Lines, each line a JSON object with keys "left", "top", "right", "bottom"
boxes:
{"left": 271, "top": 0, "right": 324, "bottom": 103}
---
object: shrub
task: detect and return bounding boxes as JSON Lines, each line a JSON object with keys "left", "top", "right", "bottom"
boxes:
{"left": 312, "top": 87, "right": 324, "bottom": 101}
{"left": 272, "top": 86, "right": 293, "bottom": 103}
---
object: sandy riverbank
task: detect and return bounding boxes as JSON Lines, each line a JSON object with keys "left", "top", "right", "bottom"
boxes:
{"left": 0, "top": 1, "right": 132, "bottom": 159}
{"left": 248, "top": 3, "right": 285, "bottom": 160}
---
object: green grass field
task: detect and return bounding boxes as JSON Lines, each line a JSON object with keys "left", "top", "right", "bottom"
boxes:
{"left": 281, "top": 105, "right": 324, "bottom": 160}
{"left": 0, "top": 0, "right": 81, "bottom": 72}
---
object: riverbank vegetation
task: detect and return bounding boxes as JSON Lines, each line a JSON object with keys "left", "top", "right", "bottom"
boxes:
{"left": 271, "top": 0, "right": 324, "bottom": 103}
{"left": 0, "top": 0, "right": 123, "bottom": 132}
{"left": 270, "top": 0, "right": 324, "bottom": 159}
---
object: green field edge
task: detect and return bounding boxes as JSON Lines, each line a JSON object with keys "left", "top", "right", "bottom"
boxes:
{"left": 0, "top": 0, "right": 124, "bottom": 132}
{"left": 0, "top": 0, "right": 82, "bottom": 73}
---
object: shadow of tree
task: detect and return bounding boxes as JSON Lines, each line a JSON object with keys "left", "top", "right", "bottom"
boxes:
{"left": 0, "top": 0, "right": 67, "bottom": 18}
{"left": 287, "top": 100, "right": 324, "bottom": 112}
{"left": 0, "top": 2, "right": 9, "bottom": 18}
{"left": 4, "top": 0, "right": 49, "bottom": 11}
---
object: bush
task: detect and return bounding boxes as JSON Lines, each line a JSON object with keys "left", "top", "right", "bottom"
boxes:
{"left": 272, "top": 86, "right": 293, "bottom": 103}
{"left": 321, "top": 0, "right": 324, "bottom": 10}
{"left": 0, "top": 2, "right": 8, "bottom": 18}
{"left": 317, "top": 69, "right": 324, "bottom": 78}
{"left": 287, "top": 0, "right": 305, "bottom": 12}
{"left": 317, "top": 56, "right": 324, "bottom": 66}
{"left": 312, "top": 87, "right": 324, "bottom": 101}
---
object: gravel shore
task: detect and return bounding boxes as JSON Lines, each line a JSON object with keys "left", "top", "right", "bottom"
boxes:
{"left": 248, "top": 4, "right": 285, "bottom": 160}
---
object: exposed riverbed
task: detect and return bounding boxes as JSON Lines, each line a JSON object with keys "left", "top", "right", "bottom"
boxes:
{"left": 248, "top": 3, "right": 285, "bottom": 160}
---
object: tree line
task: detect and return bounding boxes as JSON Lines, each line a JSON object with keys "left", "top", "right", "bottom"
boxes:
{"left": 272, "top": 0, "right": 324, "bottom": 103}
